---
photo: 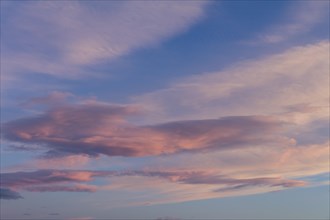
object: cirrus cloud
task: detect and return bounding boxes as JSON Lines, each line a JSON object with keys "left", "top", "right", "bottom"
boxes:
{"left": 134, "top": 41, "right": 329, "bottom": 123}
{"left": 2, "top": 1, "right": 209, "bottom": 79}
{"left": 0, "top": 169, "right": 305, "bottom": 199}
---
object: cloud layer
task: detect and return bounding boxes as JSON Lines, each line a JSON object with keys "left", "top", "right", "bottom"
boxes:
{"left": 3, "top": 102, "right": 294, "bottom": 158}
{"left": 2, "top": 1, "right": 208, "bottom": 79}
{"left": 134, "top": 41, "right": 329, "bottom": 123}
{"left": 1, "top": 169, "right": 305, "bottom": 199}
{"left": 1, "top": 32, "right": 328, "bottom": 208}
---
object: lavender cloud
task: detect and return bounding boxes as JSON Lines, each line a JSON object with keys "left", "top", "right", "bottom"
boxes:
{"left": 1, "top": 170, "right": 98, "bottom": 194}
{"left": 21, "top": 91, "right": 74, "bottom": 107}
{"left": 134, "top": 41, "right": 329, "bottom": 124}
{"left": 258, "top": 1, "right": 329, "bottom": 43}
{"left": 24, "top": 184, "right": 97, "bottom": 193}
{"left": 2, "top": 1, "right": 208, "bottom": 79}
{"left": 117, "top": 171, "right": 306, "bottom": 189}
{"left": 2, "top": 102, "right": 292, "bottom": 158}
{"left": 1, "top": 169, "right": 305, "bottom": 199}
{"left": 1, "top": 170, "right": 96, "bottom": 188}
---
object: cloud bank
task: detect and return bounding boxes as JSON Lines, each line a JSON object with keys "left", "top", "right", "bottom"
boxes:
{"left": 3, "top": 102, "right": 294, "bottom": 158}
{"left": 1, "top": 169, "right": 305, "bottom": 198}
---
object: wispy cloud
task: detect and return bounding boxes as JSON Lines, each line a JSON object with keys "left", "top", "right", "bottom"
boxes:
{"left": 257, "top": 1, "right": 329, "bottom": 43}
{"left": 2, "top": 1, "right": 209, "bottom": 78}
{"left": 134, "top": 41, "right": 329, "bottom": 123}
{"left": 20, "top": 91, "right": 74, "bottom": 108}
{"left": 121, "top": 171, "right": 306, "bottom": 189}
{"left": 1, "top": 169, "right": 305, "bottom": 200}
{"left": 25, "top": 184, "right": 97, "bottom": 193}
{"left": 1, "top": 40, "right": 328, "bottom": 205}
{"left": 1, "top": 27, "right": 329, "bottom": 209}
{"left": 48, "top": 213, "right": 60, "bottom": 216}
{"left": 1, "top": 169, "right": 98, "bottom": 194}
{"left": 1, "top": 139, "right": 327, "bottom": 203}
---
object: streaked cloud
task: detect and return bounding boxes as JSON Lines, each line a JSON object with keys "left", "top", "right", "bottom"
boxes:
{"left": 2, "top": 1, "right": 209, "bottom": 78}
{"left": 1, "top": 141, "right": 327, "bottom": 204}
{"left": 48, "top": 213, "right": 60, "bottom": 216}
{"left": 3, "top": 102, "right": 294, "bottom": 157}
{"left": 0, "top": 169, "right": 305, "bottom": 199}
{"left": 24, "top": 184, "right": 97, "bottom": 193}
{"left": 95, "top": 143, "right": 327, "bottom": 205}
{"left": 1, "top": 170, "right": 95, "bottom": 187}
{"left": 134, "top": 41, "right": 329, "bottom": 123}
{"left": 0, "top": 188, "right": 23, "bottom": 200}
{"left": 1, "top": 169, "right": 97, "bottom": 193}
{"left": 2, "top": 1, "right": 328, "bottom": 218}
{"left": 258, "top": 1, "right": 329, "bottom": 43}
{"left": 21, "top": 91, "right": 74, "bottom": 107}
{"left": 121, "top": 171, "right": 306, "bottom": 189}
{"left": 1, "top": 40, "right": 328, "bottom": 205}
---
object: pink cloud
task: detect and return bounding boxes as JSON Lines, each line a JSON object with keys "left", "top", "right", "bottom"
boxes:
{"left": 20, "top": 91, "right": 74, "bottom": 107}
{"left": 115, "top": 170, "right": 306, "bottom": 189}
{"left": 24, "top": 184, "right": 97, "bottom": 192}
{"left": 36, "top": 155, "right": 90, "bottom": 169}
{"left": 1, "top": 169, "right": 306, "bottom": 199}
{"left": 3, "top": 103, "right": 293, "bottom": 158}
{"left": 1, "top": 170, "right": 95, "bottom": 189}
{"left": 1, "top": 170, "right": 98, "bottom": 195}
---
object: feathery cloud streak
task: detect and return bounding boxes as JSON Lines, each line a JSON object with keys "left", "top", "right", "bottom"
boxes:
{"left": 258, "top": 1, "right": 329, "bottom": 43}
{"left": 134, "top": 41, "right": 329, "bottom": 123}
{"left": 1, "top": 169, "right": 305, "bottom": 198}
{"left": 2, "top": 1, "right": 208, "bottom": 78}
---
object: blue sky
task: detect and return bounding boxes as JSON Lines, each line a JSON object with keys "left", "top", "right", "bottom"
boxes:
{"left": 1, "top": 1, "right": 329, "bottom": 219}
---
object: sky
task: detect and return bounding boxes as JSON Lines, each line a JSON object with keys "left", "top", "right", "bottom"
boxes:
{"left": 0, "top": 1, "right": 329, "bottom": 219}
